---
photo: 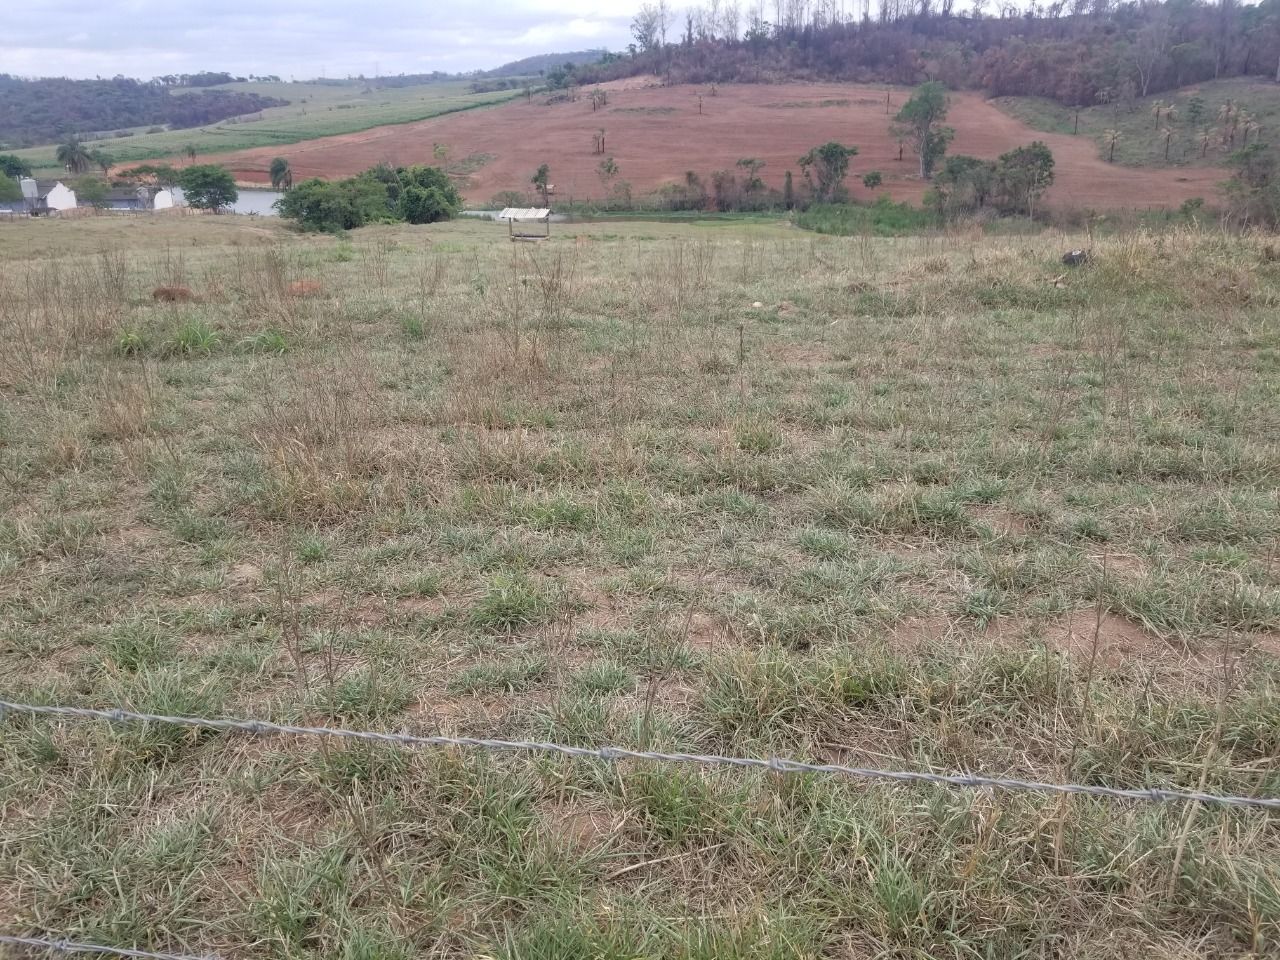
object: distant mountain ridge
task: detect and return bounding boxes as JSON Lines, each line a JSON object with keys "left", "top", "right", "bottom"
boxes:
{"left": 0, "top": 75, "right": 285, "bottom": 149}
{"left": 483, "top": 50, "right": 609, "bottom": 78}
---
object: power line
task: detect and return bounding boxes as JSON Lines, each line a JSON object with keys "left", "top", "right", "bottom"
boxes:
{"left": 3, "top": 699, "right": 1277, "bottom": 810}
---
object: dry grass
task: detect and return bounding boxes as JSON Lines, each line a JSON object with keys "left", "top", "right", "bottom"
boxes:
{"left": 1, "top": 214, "right": 1278, "bottom": 959}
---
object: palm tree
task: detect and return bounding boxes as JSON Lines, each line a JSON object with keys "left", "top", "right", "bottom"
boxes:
{"left": 1217, "top": 101, "right": 1236, "bottom": 144}
{"left": 1103, "top": 129, "right": 1122, "bottom": 162}
{"left": 1241, "top": 115, "right": 1260, "bottom": 147}
{"left": 1161, "top": 127, "right": 1175, "bottom": 162}
{"left": 1151, "top": 101, "right": 1166, "bottom": 129}
{"left": 183, "top": 143, "right": 198, "bottom": 164}
{"left": 55, "top": 138, "right": 92, "bottom": 174}
{"left": 1198, "top": 127, "right": 1213, "bottom": 158}
{"left": 268, "top": 157, "right": 293, "bottom": 190}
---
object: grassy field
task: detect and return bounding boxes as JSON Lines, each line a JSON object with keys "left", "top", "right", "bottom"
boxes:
{"left": 996, "top": 77, "right": 1280, "bottom": 168}
{"left": 1, "top": 214, "right": 1278, "bottom": 959}
{"left": 11, "top": 79, "right": 523, "bottom": 176}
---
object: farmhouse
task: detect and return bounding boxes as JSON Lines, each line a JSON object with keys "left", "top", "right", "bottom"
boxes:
{"left": 100, "top": 185, "right": 175, "bottom": 211}
{"left": 0, "top": 178, "right": 78, "bottom": 215}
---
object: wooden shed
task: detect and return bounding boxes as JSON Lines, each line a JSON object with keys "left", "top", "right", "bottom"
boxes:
{"left": 500, "top": 207, "right": 552, "bottom": 242}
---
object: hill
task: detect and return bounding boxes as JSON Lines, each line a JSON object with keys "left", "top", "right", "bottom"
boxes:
{"left": 203, "top": 80, "right": 1222, "bottom": 210}
{"left": 10, "top": 79, "right": 522, "bottom": 175}
{"left": 997, "top": 77, "right": 1280, "bottom": 169}
{"left": 0, "top": 74, "right": 285, "bottom": 149}
{"left": 484, "top": 50, "right": 610, "bottom": 78}
{"left": 569, "top": 1, "right": 1280, "bottom": 108}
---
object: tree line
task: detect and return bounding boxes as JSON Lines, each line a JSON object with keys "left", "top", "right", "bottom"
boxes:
{"left": 560, "top": 0, "right": 1280, "bottom": 106}
{"left": 0, "top": 75, "right": 285, "bottom": 148}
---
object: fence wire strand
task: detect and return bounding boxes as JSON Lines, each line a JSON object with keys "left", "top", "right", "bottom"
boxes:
{"left": 0, "top": 934, "right": 212, "bottom": 960}
{"left": 3, "top": 699, "right": 1277, "bottom": 809}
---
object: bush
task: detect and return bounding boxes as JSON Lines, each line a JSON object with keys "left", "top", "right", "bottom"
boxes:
{"left": 796, "top": 196, "right": 933, "bottom": 236}
{"left": 276, "top": 164, "right": 459, "bottom": 231}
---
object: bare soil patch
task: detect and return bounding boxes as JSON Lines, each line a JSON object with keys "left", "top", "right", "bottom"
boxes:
{"left": 204, "top": 82, "right": 1222, "bottom": 209}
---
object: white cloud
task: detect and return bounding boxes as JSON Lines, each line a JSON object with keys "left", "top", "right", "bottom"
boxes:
{"left": 0, "top": 1, "right": 644, "bottom": 79}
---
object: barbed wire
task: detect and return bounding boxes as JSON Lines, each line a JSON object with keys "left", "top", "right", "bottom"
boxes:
{"left": 0, "top": 934, "right": 211, "bottom": 960}
{"left": 1, "top": 699, "right": 1277, "bottom": 810}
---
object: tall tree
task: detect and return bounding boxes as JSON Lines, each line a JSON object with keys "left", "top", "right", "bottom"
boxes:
{"left": 55, "top": 138, "right": 92, "bottom": 175}
{"left": 269, "top": 157, "right": 293, "bottom": 190}
{"left": 0, "top": 154, "right": 32, "bottom": 179}
{"left": 531, "top": 163, "right": 551, "bottom": 205}
{"left": 178, "top": 164, "right": 238, "bottom": 211}
{"left": 892, "top": 82, "right": 954, "bottom": 179}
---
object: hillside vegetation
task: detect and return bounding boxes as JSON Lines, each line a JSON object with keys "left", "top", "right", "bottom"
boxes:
{"left": 0, "top": 75, "right": 284, "bottom": 149}
{"left": 574, "top": 0, "right": 1280, "bottom": 106}
{"left": 1, "top": 215, "right": 1278, "bottom": 958}
{"left": 997, "top": 77, "right": 1280, "bottom": 168}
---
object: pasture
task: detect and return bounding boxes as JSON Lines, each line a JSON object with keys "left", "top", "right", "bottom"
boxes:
{"left": 1, "top": 214, "right": 1278, "bottom": 959}
{"left": 10, "top": 79, "right": 521, "bottom": 176}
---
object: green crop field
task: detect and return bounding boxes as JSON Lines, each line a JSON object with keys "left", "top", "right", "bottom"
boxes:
{"left": 1, "top": 213, "right": 1278, "bottom": 958}
{"left": 11, "top": 79, "right": 524, "bottom": 175}
{"left": 996, "top": 77, "right": 1280, "bottom": 169}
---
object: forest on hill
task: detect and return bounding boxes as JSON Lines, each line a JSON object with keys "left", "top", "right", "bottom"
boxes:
{"left": 0, "top": 75, "right": 286, "bottom": 148}
{"left": 570, "top": 0, "right": 1280, "bottom": 106}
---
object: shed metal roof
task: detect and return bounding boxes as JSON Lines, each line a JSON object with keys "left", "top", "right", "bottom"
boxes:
{"left": 499, "top": 207, "right": 551, "bottom": 220}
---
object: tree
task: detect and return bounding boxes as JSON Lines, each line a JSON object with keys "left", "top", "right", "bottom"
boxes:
{"left": 862, "top": 170, "right": 883, "bottom": 189}
{"left": 1185, "top": 96, "right": 1206, "bottom": 127}
{"left": 396, "top": 165, "right": 461, "bottom": 223}
{"left": 892, "top": 81, "right": 953, "bottom": 179}
{"left": 1161, "top": 126, "right": 1175, "bottom": 162}
{"left": 783, "top": 170, "right": 795, "bottom": 210}
{"left": 178, "top": 164, "right": 238, "bottom": 211}
{"left": 74, "top": 176, "right": 109, "bottom": 209}
{"left": 798, "top": 142, "right": 858, "bottom": 202}
{"left": 930, "top": 154, "right": 996, "bottom": 220}
{"left": 1103, "top": 128, "right": 1122, "bottom": 162}
{"left": 90, "top": 149, "right": 113, "bottom": 176}
{"left": 597, "top": 156, "right": 619, "bottom": 190}
{"left": 56, "top": 138, "right": 92, "bottom": 174}
{"left": 269, "top": 157, "right": 293, "bottom": 190}
{"left": 531, "top": 163, "right": 551, "bottom": 205}
{"left": 632, "top": 4, "right": 663, "bottom": 51}
{"left": 399, "top": 185, "right": 454, "bottom": 224}
{"left": 275, "top": 176, "right": 390, "bottom": 231}
{"left": 0, "top": 154, "right": 33, "bottom": 178}
{"left": 736, "top": 157, "right": 765, "bottom": 193}
{"left": 183, "top": 143, "right": 198, "bottom": 164}
{"left": 1223, "top": 143, "right": 1280, "bottom": 227}
{"left": 118, "top": 163, "right": 180, "bottom": 187}
{"left": 0, "top": 176, "right": 22, "bottom": 203}
{"left": 994, "top": 142, "right": 1055, "bottom": 217}
{"left": 1198, "top": 127, "right": 1214, "bottom": 158}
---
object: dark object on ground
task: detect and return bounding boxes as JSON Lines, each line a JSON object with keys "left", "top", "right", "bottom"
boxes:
{"left": 152, "top": 285, "right": 196, "bottom": 302}
{"left": 1062, "top": 249, "right": 1090, "bottom": 267}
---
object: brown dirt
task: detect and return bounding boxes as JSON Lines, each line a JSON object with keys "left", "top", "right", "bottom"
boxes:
{"left": 204, "top": 81, "right": 1223, "bottom": 210}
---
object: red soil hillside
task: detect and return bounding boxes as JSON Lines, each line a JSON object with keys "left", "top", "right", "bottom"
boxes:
{"left": 206, "top": 81, "right": 1224, "bottom": 210}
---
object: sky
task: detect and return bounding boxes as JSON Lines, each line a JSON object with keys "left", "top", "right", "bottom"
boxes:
{"left": 0, "top": 0, "right": 645, "bottom": 81}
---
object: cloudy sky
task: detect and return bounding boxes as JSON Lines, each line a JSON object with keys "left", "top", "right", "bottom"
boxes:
{"left": 1, "top": 1, "right": 646, "bottom": 80}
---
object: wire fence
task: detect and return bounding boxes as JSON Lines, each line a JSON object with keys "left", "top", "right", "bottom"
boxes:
{"left": 3, "top": 699, "right": 1278, "bottom": 810}
{"left": 0, "top": 934, "right": 211, "bottom": 960}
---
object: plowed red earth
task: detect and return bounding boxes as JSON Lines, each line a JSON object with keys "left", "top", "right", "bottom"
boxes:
{"left": 205, "top": 80, "right": 1222, "bottom": 209}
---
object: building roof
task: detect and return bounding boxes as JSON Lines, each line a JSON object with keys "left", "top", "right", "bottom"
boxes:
{"left": 103, "top": 187, "right": 148, "bottom": 201}
{"left": 499, "top": 207, "right": 551, "bottom": 220}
